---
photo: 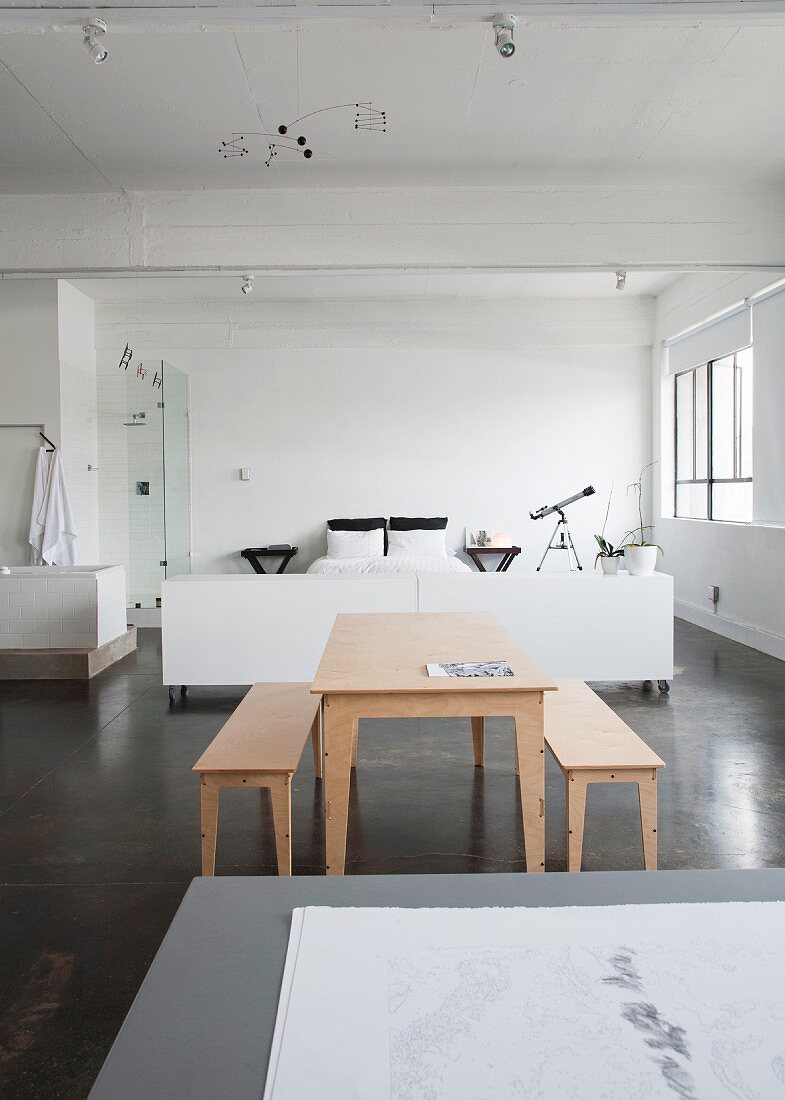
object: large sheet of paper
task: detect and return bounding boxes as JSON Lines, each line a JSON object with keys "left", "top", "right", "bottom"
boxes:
{"left": 263, "top": 902, "right": 785, "bottom": 1099}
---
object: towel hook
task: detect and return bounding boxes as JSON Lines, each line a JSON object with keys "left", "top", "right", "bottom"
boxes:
{"left": 39, "top": 432, "right": 56, "bottom": 452}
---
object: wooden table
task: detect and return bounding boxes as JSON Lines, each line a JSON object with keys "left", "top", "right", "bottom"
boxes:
{"left": 311, "top": 611, "right": 557, "bottom": 875}
{"left": 465, "top": 545, "right": 522, "bottom": 572}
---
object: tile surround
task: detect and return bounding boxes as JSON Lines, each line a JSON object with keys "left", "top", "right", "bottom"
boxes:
{"left": 0, "top": 567, "right": 126, "bottom": 650}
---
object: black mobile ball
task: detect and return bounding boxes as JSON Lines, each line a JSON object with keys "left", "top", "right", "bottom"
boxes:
{"left": 278, "top": 124, "right": 287, "bottom": 135}
{"left": 297, "top": 136, "right": 306, "bottom": 146}
{"left": 303, "top": 149, "right": 313, "bottom": 159}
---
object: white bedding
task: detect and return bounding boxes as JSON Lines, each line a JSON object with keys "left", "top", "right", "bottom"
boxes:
{"left": 307, "top": 554, "right": 472, "bottom": 576}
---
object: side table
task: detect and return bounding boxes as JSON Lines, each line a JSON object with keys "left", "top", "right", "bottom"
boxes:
{"left": 465, "top": 545, "right": 522, "bottom": 572}
{"left": 240, "top": 546, "right": 298, "bottom": 575}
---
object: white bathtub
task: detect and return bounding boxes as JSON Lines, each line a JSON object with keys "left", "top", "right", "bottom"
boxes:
{"left": 0, "top": 565, "right": 127, "bottom": 650}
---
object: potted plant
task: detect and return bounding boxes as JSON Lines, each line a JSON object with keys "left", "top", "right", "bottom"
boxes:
{"left": 594, "top": 535, "right": 624, "bottom": 575}
{"left": 622, "top": 464, "right": 663, "bottom": 577}
{"left": 594, "top": 484, "right": 625, "bottom": 574}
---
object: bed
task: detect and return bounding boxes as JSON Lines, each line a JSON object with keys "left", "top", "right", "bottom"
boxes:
{"left": 307, "top": 555, "right": 472, "bottom": 575}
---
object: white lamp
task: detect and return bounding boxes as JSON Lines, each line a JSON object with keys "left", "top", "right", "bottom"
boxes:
{"left": 490, "top": 531, "right": 513, "bottom": 548}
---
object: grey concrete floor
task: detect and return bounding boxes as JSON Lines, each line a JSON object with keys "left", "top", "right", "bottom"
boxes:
{"left": 0, "top": 620, "right": 783, "bottom": 1097}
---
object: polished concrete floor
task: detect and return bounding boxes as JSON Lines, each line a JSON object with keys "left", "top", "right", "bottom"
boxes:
{"left": 1, "top": 620, "right": 784, "bottom": 1097}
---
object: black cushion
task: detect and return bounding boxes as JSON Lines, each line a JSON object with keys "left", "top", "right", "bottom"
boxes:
{"left": 389, "top": 516, "right": 448, "bottom": 531}
{"left": 327, "top": 517, "right": 386, "bottom": 531}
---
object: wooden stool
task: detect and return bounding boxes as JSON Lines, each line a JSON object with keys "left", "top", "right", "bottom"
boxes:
{"left": 545, "top": 679, "right": 665, "bottom": 871}
{"left": 192, "top": 683, "right": 322, "bottom": 876}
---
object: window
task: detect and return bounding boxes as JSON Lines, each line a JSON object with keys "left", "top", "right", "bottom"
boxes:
{"left": 674, "top": 347, "right": 753, "bottom": 522}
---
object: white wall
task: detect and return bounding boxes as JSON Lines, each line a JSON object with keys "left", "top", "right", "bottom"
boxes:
{"left": 58, "top": 281, "right": 99, "bottom": 562}
{"left": 0, "top": 280, "right": 60, "bottom": 564}
{"left": 653, "top": 272, "right": 785, "bottom": 658}
{"left": 136, "top": 342, "right": 650, "bottom": 576}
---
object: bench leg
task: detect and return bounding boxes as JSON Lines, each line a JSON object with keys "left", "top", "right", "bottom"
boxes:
{"left": 350, "top": 719, "right": 359, "bottom": 769}
{"left": 638, "top": 772, "right": 658, "bottom": 871}
{"left": 268, "top": 775, "right": 292, "bottom": 876}
{"left": 311, "top": 709, "right": 323, "bottom": 780}
{"left": 471, "top": 717, "right": 484, "bottom": 767}
{"left": 200, "top": 783, "right": 220, "bottom": 876}
{"left": 566, "top": 771, "right": 588, "bottom": 872}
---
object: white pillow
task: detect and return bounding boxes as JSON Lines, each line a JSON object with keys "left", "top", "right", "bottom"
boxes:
{"left": 387, "top": 528, "right": 448, "bottom": 558}
{"left": 327, "top": 527, "right": 384, "bottom": 560}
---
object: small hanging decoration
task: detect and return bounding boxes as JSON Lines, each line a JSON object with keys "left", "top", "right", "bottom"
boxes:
{"left": 219, "top": 103, "right": 386, "bottom": 166}
{"left": 118, "top": 357, "right": 166, "bottom": 394}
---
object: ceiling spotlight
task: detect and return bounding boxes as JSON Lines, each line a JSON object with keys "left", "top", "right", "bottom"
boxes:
{"left": 615, "top": 270, "right": 627, "bottom": 291}
{"left": 82, "top": 18, "right": 108, "bottom": 65}
{"left": 241, "top": 275, "right": 255, "bottom": 296}
{"left": 493, "top": 15, "right": 516, "bottom": 59}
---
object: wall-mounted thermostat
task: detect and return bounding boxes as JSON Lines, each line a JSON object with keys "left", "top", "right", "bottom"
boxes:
{"left": 240, "top": 467, "right": 251, "bottom": 481}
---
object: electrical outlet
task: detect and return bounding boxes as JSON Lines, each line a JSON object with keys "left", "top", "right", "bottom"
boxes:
{"left": 240, "top": 467, "right": 251, "bottom": 481}
{"left": 708, "top": 585, "right": 719, "bottom": 605}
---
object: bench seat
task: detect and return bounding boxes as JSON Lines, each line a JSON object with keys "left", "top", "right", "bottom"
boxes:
{"left": 546, "top": 679, "right": 665, "bottom": 871}
{"left": 193, "top": 682, "right": 322, "bottom": 876}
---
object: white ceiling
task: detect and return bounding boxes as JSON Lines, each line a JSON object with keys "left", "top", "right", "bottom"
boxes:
{"left": 1, "top": 19, "right": 785, "bottom": 192}
{"left": 73, "top": 269, "right": 678, "bottom": 303}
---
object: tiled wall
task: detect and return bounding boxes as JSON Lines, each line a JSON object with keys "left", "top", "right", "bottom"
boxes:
{"left": 0, "top": 572, "right": 99, "bottom": 649}
{"left": 60, "top": 360, "right": 100, "bottom": 562}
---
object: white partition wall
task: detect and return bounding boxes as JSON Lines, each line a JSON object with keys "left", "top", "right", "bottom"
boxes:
{"left": 163, "top": 572, "right": 672, "bottom": 686}
{"left": 162, "top": 574, "right": 418, "bottom": 685}
{"left": 418, "top": 573, "right": 673, "bottom": 682}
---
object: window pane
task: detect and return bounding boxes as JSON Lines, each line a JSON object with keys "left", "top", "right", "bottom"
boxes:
{"left": 711, "top": 355, "right": 735, "bottom": 479}
{"left": 675, "top": 371, "right": 694, "bottom": 480}
{"left": 738, "top": 350, "right": 753, "bottom": 479}
{"left": 676, "top": 482, "right": 708, "bottom": 520}
{"left": 712, "top": 481, "right": 752, "bottom": 523}
{"left": 695, "top": 363, "right": 708, "bottom": 479}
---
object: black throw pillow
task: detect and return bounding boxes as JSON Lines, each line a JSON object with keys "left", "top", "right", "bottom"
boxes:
{"left": 327, "top": 518, "right": 386, "bottom": 532}
{"left": 389, "top": 516, "right": 448, "bottom": 531}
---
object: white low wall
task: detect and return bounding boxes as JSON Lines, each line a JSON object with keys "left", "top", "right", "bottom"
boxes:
{"left": 162, "top": 572, "right": 673, "bottom": 686}
{"left": 419, "top": 572, "right": 672, "bottom": 682}
{"left": 162, "top": 574, "right": 418, "bottom": 685}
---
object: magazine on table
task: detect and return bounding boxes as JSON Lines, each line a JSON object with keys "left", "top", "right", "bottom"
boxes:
{"left": 426, "top": 660, "right": 514, "bottom": 678}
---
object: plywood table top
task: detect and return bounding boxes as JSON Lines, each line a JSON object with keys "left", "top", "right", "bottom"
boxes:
{"left": 311, "top": 612, "right": 557, "bottom": 695}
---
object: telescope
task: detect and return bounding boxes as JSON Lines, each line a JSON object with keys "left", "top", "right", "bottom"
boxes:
{"left": 530, "top": 486, "right": 596, "bottom": 522}
{"left": 530, "top": 485, "right": 596, "bottom": 571}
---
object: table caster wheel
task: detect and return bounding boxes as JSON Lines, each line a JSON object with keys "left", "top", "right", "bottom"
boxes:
{"left": 657, "top": 679, "right": 670, "bottom": 694}
{"left": 168, "top": 686, "right": 176, "bottom": 703}
{"left": 643, "top": 679, "right": 653, "bottom": 691}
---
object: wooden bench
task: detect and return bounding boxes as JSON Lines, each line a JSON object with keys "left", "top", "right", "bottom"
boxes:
{"left": 192, "top": 683, "right": 322, "bottom": 876}
{"left": 545, "top": 679, "right": 665, "bottom": 872}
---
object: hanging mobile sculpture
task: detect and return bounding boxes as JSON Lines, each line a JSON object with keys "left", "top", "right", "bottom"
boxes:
{"left": 219, "top": 102, "right": 386, "bottom": 165}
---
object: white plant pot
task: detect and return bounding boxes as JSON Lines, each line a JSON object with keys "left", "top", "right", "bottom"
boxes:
{"left": 599, "top": 556, "right": 620, "bottom": 575}
{"left": 624, "top": 545, "right": 659, "bottom": 577}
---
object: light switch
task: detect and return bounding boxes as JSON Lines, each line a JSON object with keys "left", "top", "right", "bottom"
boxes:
{"left": 240, "top": 467, "right": 251, "bottom": 481}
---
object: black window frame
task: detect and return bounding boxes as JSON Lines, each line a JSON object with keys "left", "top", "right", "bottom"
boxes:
{"left": 674, "top": 347, "right": 753, "bottom": 522}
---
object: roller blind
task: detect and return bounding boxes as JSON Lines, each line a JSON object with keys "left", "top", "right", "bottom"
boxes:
{"left": 666, "top": 305, "right": 751, "bottom": 375}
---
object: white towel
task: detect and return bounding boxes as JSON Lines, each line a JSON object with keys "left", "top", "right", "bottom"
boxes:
{"left": 39, "top": 450, "right": 77, "bottom": 566}
{"left": 29, "top": 445, "right": 50, "bottom": 566}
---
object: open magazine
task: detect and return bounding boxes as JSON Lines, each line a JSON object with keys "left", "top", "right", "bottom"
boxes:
{"left": 426, "top": 661, "right": 513, "bottom": 677}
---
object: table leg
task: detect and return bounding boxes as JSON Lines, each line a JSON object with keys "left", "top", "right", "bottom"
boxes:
{"left": 351, "top": 719, "right": 359, "bottom": 769}
{"left": 512, "top": 693, "right": 545, "bottom": 872}
{"left": 200, "top": 782, "right": 220, "bottom": 876}
{"left": 470, "top": 717, "right": 484, "bottom": 767}
{"left": 324, "top": 695, "right": 355, "bottom": 875}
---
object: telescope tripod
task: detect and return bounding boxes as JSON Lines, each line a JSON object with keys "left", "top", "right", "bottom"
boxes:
{"left": 535, "top": 510, "right": 583, "bottom": 572}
